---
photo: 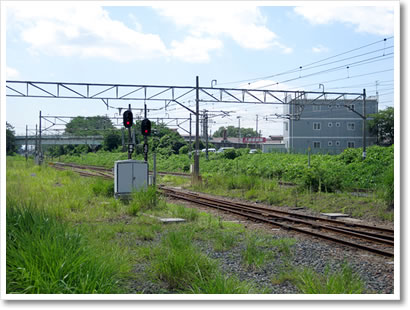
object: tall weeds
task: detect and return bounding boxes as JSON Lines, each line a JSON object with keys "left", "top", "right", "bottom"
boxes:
{"left": 6, "top": 204, "right": 124, "bottom": 293}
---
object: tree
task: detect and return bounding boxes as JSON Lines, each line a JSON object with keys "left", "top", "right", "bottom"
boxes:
{"left": 6, "top": 122, "right": 17, "bottom": 155}
{"left": 64, "top": 116, "right": 114, "bottom": 136}
{"left": 368, "top": 107, "right": 394, "bottom": 146}
{"left": 103, "top": 130, "right": 122, "bottom": 151}
{"left": 213, "top": 126, "right": 258, "bottom": 138}
{"left": 157, "top": 131, "right": 186, "bottom": 154}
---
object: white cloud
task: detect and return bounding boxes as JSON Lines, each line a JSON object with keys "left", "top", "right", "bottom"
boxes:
{"left": 170, "top": 36, "right": 223, "bottom": 63}
{"left": 154, "top": 4, "right": 291, "bottom": 52}
{"left": 294, "top": 6, "right": 394, "bottom": 36}
{"left": 6, "top": 3, "right": 293, "bottom": 64}
{"left": 6, "top": 66, "right": 20, "bottom": 79}
{"left": 312, "top": 45, "right": 329, "bottom": 53}
{"left": 7, "top": 3, "right": 169, "bottom": 62}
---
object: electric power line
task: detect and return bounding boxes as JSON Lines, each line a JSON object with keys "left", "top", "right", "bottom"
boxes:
{"left": 217, "top": 37, "right": 393, "bottom": 86}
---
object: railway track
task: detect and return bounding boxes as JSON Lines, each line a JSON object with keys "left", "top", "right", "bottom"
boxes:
{"left": 160, "top": 186, "right": 394, "bottom": 258}
{"left": 49, "top": 162, "right": 189, "bottom": 178}
{"left": 49, "top": 161, "right": 394, "bottom": 257}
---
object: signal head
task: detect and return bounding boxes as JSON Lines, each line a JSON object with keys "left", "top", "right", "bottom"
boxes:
{"left": 123, "top": 110, "right": 133, "bottom": 128}
{"left": 141, "top": 118, "right": 151, "bottom": 136}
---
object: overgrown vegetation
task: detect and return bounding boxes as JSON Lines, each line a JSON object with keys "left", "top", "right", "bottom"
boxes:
{"left": 6, "top": 204, "right": 125, "bottom": 294}
{"left": 6, "top": 156, "right": 377, "bottom": 294}
{"left": 57, "top": 144, "right": 394, "bottom": 220}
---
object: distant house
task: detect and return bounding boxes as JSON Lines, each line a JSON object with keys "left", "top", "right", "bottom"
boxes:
{"left": 283, "top": 97, "right": 378, "bottom": 154}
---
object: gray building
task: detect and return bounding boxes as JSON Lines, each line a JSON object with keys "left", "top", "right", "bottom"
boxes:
{"left": 283, "top": 97, "right": 378, "bottom": 154}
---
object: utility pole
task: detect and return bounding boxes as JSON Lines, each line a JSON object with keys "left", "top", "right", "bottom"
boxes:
{"left": 25, "top": 125, "right": 28, "bottom": 161}
{"left": 39, "top": 111, "right": 42, "bottom": 164}
{"left": 189, "top": 113, "right": 192, "bottom": 159}
{"left": 35, "top": 124, "right": 38, "bottom": 162}
{"left": 256, "top": 114, "right": 258, "bottom": 137}
{"left": 194, "top": 76, "right": 200, "bottom": 180}
{"left": 205, "top": 111, "right": 209, "bottom": 160}
{"left": 375, "top": 80, "right": 379, "bottom": 102}
{"left": 237, "top": 116, "right": 241, "bottom": 143}
{"left": 362, "top": 89, "right": 367, "bottom": 160}
{"left": 143, "top": 102, "right": 148, "bottom": 162}
{"left": 127, "top": 104, "right": 132, "bottom": 160}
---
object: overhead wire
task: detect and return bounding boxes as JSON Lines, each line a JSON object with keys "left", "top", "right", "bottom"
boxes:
{"left": 217, "top": 37, "right": 393, "bottom": 86}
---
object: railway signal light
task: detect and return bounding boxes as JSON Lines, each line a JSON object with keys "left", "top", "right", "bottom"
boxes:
{"left": 141, "top": 118, "right": 151, "bottom": 136}
{"left": 123, "top": 110, "right": 133, "bottom": 128}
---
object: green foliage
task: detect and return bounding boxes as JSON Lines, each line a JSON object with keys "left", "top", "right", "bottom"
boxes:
{"left": 292, "top": 263, "right": 365, "bottom": 294}
{"left": 157, "top": 131, "right": 186, "bottom": 155}
{"left": 64, "top": 116, "right": 114, "bottom": 136}
{"left": 91, "top": 179, "right": 114, "bottom": 197}
{"left": 378, "top": 164, "right": 394, "bottom": 209}
{"left": 150, "top": 230, "right": 217, "bottom": 290}
{"left": 211, "top": 230, "right": 239, "bottom": 252}
{"left": 6, "top": 205, "right": 124, "bottom": 293}
{"left": 171, "top": 205, "right": 200, "bottom": 222}
{"left": 6, "top": 122, "right": 18, "bottom": 155}
{"left": 368, "top": 107, "right": 394, "bottom": 146}
{"left": 189, "top": 273, "right": 258, "bottom": 294}
{"left": 103, "top": 130, "right": 122, "bottom": 151}
{"left": 213, "top": 125, "right": 258, "bottom": 138}
{"left": 128, "top": 186, "right": 162, "bottom": 215}
{"left": 222, "top": 149, "right": 239, "bottom": 160}
{"left": 241, "top": 233, "right": 272, "bottom": 269}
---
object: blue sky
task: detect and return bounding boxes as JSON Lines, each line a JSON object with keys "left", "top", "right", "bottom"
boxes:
{"left": 3, "top": 1, "right": 398, "bottom": 136}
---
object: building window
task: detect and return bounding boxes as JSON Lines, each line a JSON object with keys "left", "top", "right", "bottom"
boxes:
{"left": 346, "top": 104, "right": 355, "bottom": 111}
{"left": 335, "top": 141, "right": 340, "bottom": 146}
{"left": 313, "top": 141, "right": 321, "bottom": 148}
{"left": 313, "top": 122, "right": 321, "bottom": 130}
{"left": 347, "top": 141, "right": 355, "bottom": 148}
{"left": 335, "top": 122, "right": 341, "bottom": 127}
{"left": 328, "top": 122, "right": 333, "bottom": 127}
{"left": 313, "top": 105, "right": 321, "bottom": 112}
{"left": 347, "top": 122, "right": 355, "bottom": 130}
{"left": 284, "top": 122, "right": 288, "bottom": 131}
{"left": 328, "top": 141, "right": 333, "bottom": 147}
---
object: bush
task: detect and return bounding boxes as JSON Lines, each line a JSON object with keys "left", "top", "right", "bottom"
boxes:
{"left": 223, "top": 149, "right": 238, "bottom": 160}
{"left": 91, "top": 179, "right": 114, "bottom": 197}
{"left": 379, "top": 165, "right": 394, "bottom": 209}
{"left": 129, "top": 186, "right": 161, "bottom": 215}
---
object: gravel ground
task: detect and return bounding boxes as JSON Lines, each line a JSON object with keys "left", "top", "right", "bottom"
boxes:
{"left": 127, "top": 192, "right": 394, "bottom": 295}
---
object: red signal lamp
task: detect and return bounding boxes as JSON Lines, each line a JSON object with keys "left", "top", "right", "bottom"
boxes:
{"left": 123, "top": 110, "right": 133, "bottom": 128}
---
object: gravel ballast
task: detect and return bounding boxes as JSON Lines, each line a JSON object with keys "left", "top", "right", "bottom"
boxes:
{"left": 126, "top": 193, "right": 394, "bottom": 295}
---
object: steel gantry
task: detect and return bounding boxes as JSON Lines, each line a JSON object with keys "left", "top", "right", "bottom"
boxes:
{"left": 6, "top": 76, "right": 368, "bottom": 179}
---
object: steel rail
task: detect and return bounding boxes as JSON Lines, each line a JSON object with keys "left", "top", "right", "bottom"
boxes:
{"left": 162, "top": 188, "right": 393, "bottom": 257}
{"left": 48, "top": 162, "right": 394, "bottom": 257}
{"left": 163, "top": 189, "right": 393, "bottom": 246}
{"left": 50, "top": 162, "right": 190, "bottom": 177}
{"left": 164, "top": 187, "right": 393, "bottom": 236}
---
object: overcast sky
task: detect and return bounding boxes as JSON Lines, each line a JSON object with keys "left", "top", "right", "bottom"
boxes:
{"left": 3, "top": 1, "right": 398, "bottom": 136}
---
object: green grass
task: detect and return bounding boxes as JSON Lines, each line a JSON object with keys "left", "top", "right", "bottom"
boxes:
{"left": 148, "top": 228, "right": 264, "bottom": 293}
{"left": 149, "top": 229, "right": 217, "bottom": 290}
{"left": 128, "top": 186, "right": 165, "bottom": 215}
{"left": 272, "top": 263, "right": 365, "bottom": 294}
{"left": 189, "top": 173, "right": 393, "bottom": 222}
{"left": 6, "top": 158, "right": 134, "bottom": 293}
{"left": 6, "top": 204, "right": 127, "bottom": 294}
{"left": 6, "top": 156, "right": 372, "bottom": 294}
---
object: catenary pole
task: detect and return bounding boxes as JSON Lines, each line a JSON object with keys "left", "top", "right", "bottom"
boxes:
{"left": 25, "top": 125, "right": 28, "bottom": 161}
{"left": 194, "top": 76, "right": 200, "bottom": 180}
{"left": 362, "top": 89, "right": 367, "bottom": 160}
